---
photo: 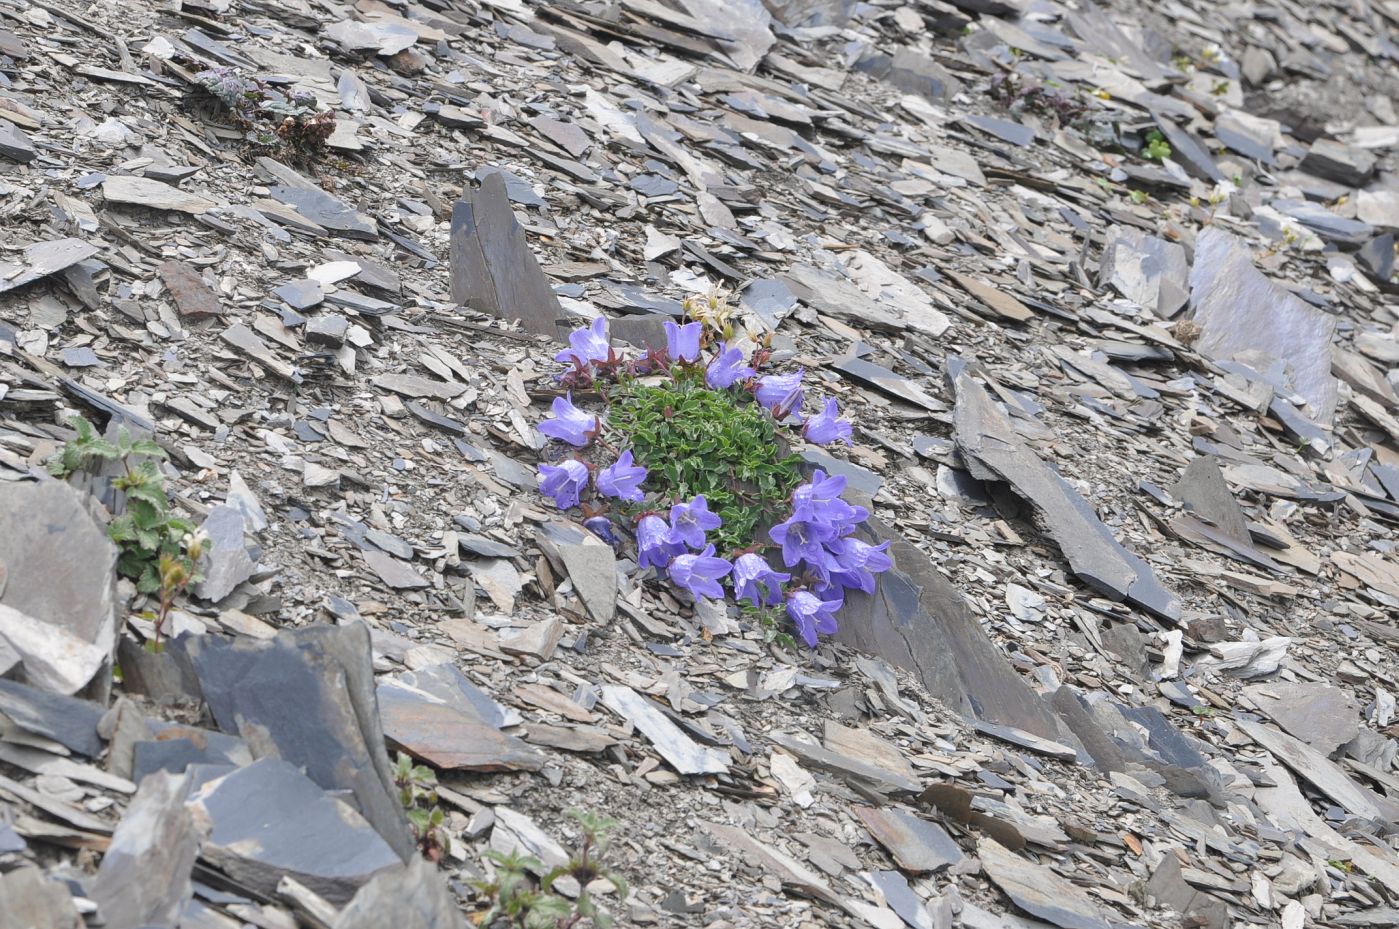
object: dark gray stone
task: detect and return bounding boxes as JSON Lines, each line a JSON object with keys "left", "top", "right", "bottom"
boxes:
{"left": 1151, "top": 115, "right": 1223, "bottom": 182}
{"left": 961, "top": 114, "right": 1035, "bottom": 147}
{"left": 833, "top": 356, "right": 946, "bottom": 412}
{"left": 275, "top": 278, "right": 325, "bottom": 310}
{"left": 1214, "top": 111, "right": 1277, "bottom": 164}
{"left": 0, "top": 119, "right": 35, "bottom": 163}
{"left": 856, "top": 48, "right": 962, "bottom": 102}
{"left": 193, "top": 506, "right": 255, "bottom": 602}
{"left": 1299, "top": 138, "right": 1376, "bottom": 187}
{"left": 90, "top": 770, "right": 201, "bottom": 929}
{"left": 853, "top": 805, "right": 963, "bottom": 872}
{"left": 834, "top": 518, "right": 1074, "bottom": 742}
{"left": 267, "top": 185, "right": 377, "bottom": 240}
{"left": 0, "top": 679, "right": 105, "bottom": 757}
{"left": 740, "top": 278, "right": 799, "bottom": 331}
{"left": 1171, "top": 456, "right": 1250, "bottom": 544}
{"left": 378, "top": 672, "right": 544, "bottom": 773}
{"left": 182, "top": 623, "right": 414, "bottom": 861}
{"left": 1098, "top": 226, "right": 1189, "bottom": 318}
{"left": 188, "top": 758, "right": 402, "bottom": 904}
{"left": 979, "top": 838, "right": 1116, "bottom": 929}
{"left": 334, "top": 856, "right": 465, "bottom": 929}
{"left": 1273, "top": 199, "right": 1375, "bottom": 245}
{"left": 307, "top": 313, "right": 349, "bottom": 346}
{"left": 1359, "top": 234, "right": 1395, "bottom": 282}
{"left": 950, "top": 367, "right": 1180, "bottom": 620}
{"left": 449, "top": 172, "right": 564, "bottom": 337}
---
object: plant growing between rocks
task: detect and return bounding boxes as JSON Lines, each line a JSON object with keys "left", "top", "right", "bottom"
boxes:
{"left": 393, "top": 752, "right": 450, "bottom": 861}
{"left": 475, "top": 810, "right": 627, "bottom": 928}
{"left": 49, "top": 416, "right": 199, "bottom": 595}
{"left": 194, "top": 66, "right": 335, "bottom": 160}
{"left": 533, "top": 296, "right": 891, "bottom": 647}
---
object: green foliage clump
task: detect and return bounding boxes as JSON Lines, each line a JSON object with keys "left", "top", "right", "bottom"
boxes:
{"left": 476, "top": 810, "right": 627, "bottom": 929}
{"left": 50, "top": 417, "right": 195, "bottom": 596}
{"left": 609, "top": 372, "right": 802, "bottom": 554}
{"left": 393, "top": 752, "right": 449, "bottom": 861}
{"left": 1143, "top": 130, "right": 1172, "bottom": 162}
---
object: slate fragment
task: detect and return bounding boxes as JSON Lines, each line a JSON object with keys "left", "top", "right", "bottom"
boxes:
{"left": 449, "top": 172, "right": 564, "bottom": 337}
{"left": 188, "top": 758, "right": 402, "bottom": 904}
{"left": 836, "top": 518, "right": 1074, "bottom": 739}
{"left": 1189, "top": 227, "right": 1336, "bottom": 425}
{"left": 951, "top": 367, "right": 1180, "bottom": 620}
{"left": 0, "top": 118, "right": 36, "bottom": 163}
{"left": 90, "top": 770, "right": 202, "bottom": 929}
{"left": 102, "top": 175, "right": 216, "bottom": 213}
{"left": 536, "top": 522, "right": 617, "bottom": 623}
{"left": 1171, "top": 455, "right": 1250, "bottom": 545}
{"left": 192, "top": 506, "right": 255, "bottom": 602}
{"left": 978, "top": 838, "right": 1121, "bottom": 929}
{"left": 378, "top": 667, "right": 542, "bottom": 772}
{"left": 1098, "top": 227, "right": 1188, "bottom": 318}
{"left": 0, "top": 481, "right": 117, "bottom": 698}
{"left": 158, "top": 260, "right": 223, "bottom": 320}
{"left": 333, "top": 856, "right": 465, "bottom": 929}
{"left": 0, "top": 678, "right": 105, "bottom": 757}
{"left": 853, "top": 805, "right": 963, "bottom": 873}
{"left": 0, "top": 238, "right": 99, "bottom": 295}
{"left": 182, "top": 623, "right": 414, "bottom": 860}
{"left": 601, "top": 685, "right": 728, "bottom": 775}
{"left": 0, "top": 867, "right": 83, "bottom": 929}
{"left": 1299, "top": 138, "right": 1375, "bottom": 187}
{"left": 1243, "top": 682, "right": 1358, "bottom": 756}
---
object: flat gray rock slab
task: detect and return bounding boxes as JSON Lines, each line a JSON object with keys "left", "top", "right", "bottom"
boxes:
{"left": 334, "top": 856, "right": 465, "bottom": 929}
{"left": 835, "top": 517, "right": 1073, "bottom": 741}
{"left": 188, "top": 758, "right": 402, "bottom": 904}
{"left": 267, "top": 185, "right": 377, "bottom": 239}
{"left": 103, "top": 175, "right": 216, "bottom": 213}
{"left": 1171, "top": 455, "right": 1251, "bottom": 545}
{"left": 450, "top": 171, "right": 564, "bottom": 337}
{"left": 0, "top": 118, "right": 36, "bottom": 163}
{"left": 1189, "top": 227, "right": 1337, "bottom": 425}
{"left": 951, "top": 366, "right": 1180, "bottom": 620}
{"left": 979, "top": 838, "right": 1123, "bottom": 929}
{"left": 853, "top": 805, "right": 963, "bottom": 873}
{"left": 0, "top": 676, "right": 105, "bottom": 758}
{"left": 1243, "top": 681, "right": 1359, "bottom": 756}
{"left": 601, "top": 685, "right": 728, "bottom": 775}
{"left": 0, "top": 480, "right": 117, "bottom": 697}
{"left": 90, "top": 770, "right": 201, "bottom": 929}
{"left": 0, "top": 238, "right": 99, "bottom": 295}
{"left": 182, "top": 622, "right": 413, "bottom": 861}
{"left": 378, "top": 672, "right": 543, "bottom": 773}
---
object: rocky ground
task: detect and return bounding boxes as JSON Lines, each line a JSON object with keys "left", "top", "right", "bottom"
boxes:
{"left": 1, "top": 0, "right": 1398, "bottom": 927}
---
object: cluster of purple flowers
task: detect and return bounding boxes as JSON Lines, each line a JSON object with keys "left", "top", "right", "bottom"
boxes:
{"left": 533, "top": 315, "right": 881, "bottom": 647}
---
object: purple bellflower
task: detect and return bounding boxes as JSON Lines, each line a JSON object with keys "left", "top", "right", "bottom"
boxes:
{"left": 537, "top": 459, "right": 589, "bottom": 510}
{"left": 554, "top": 316, "right": 610, "bottom": 368}
{"left": 756, "top": 370, "right": 805, "bottom": 421}
{"left": 802, "top": 398, "right": 852, "bottom": 445}
{"left": 668, "top": 495, "right": 722, "bottom": 549}
{"left": 584, "top": 515, "right": 621, "bottom": 548}
{"left": 827, "top": 537, "right": 893, "bottom": 594}
{"left": 537, "top": 394, "right": 599, "bottom": 447}
{"left": 768, "top": 516, "right": 839, "bottom": 569}
{"left": 668, "top": 545, "right": 732, "bottom": 600}
{"left": 786, "top": 590, "right": 840, "bottom": 647}
{"left": 664, "top": 320, "right": 703, "bottom": 363}
{"left": 706, "top": 345, "right": 754, "bottom": 389}
{"left": 596, "top": 449, "right": 647, "bottom": 502}
{"left": 637, "top": 514, "right": 684, "bottom": 570}
{"left": 791, "top": 470, "right": 867, "bottom": 531}
{"left": 732, "top": 553, "right": 790, "bottom": 607}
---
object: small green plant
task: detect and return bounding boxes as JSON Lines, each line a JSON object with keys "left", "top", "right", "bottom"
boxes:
{"left": 1144, "top": 130, "right": 1171, "bottom": 162}
{"left": 741, "top": 602, "right": 797, "bottom": 649}
{"left": 609, "top": 374, "right": 802, "bottom": 554}
{"left": 476, "top": 810, "right": 628, "bottom": 929}
{"left": 393, "top": 753, "right": 449, "bottom": 860}
{"left": 50, "top": 417, "right": 197, "bottom": 598}
{"left": 1128, "top": 189, "right": 1149, "bottom": 205}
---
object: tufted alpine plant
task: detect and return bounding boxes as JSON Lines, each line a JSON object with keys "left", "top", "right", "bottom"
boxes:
{"left": 531, "top": 294, "right": 883, "bottom": 647}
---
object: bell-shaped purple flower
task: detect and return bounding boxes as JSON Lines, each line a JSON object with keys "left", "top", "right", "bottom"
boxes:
{"left": 802, "top": 398, "right": 852, "bottom": 445}
{"left": 756, "top": 370, "right": 805, "bottom": 421}
{"left": 596, "top": 449, "right": 647, "bottom": 502}
{"left": 827, "top": 537, "right": 893, "bottom": 594}
{"left": 584, "top": 515, "right": 621, "bottom": 548}
{"left": 637, "top": 514, "right": 684, "bottom": 570}
{"left": 668, "top": 544, "right": 732, "bottom": 600}
{"left": 791, "top": 470, "right": 867, "bottom": 531}
{"left": 786, "top": 590, "right": 840, "bottom": 647}
{"left": 554, "top": 316, "right": 610, "bottom": 368}
{"left": 537, "top": 393, "right": 599, "bottom": 447}
{"left": 769, "top": 515, "right": 839, "bottom": 569}
{"left": 664, "top": 320, "right": 702, "bottom": 363}
{"left": 706, "top": 345, "right": 754, "bottom": 389}
{"left": 537, "top": 459, "right": 589, "bottom": 510}
{"left": 732, "top": 553, "right": 789, "bottom": 607}
{"left": 668, "top": 495, "right": 722, "bottom": 549}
